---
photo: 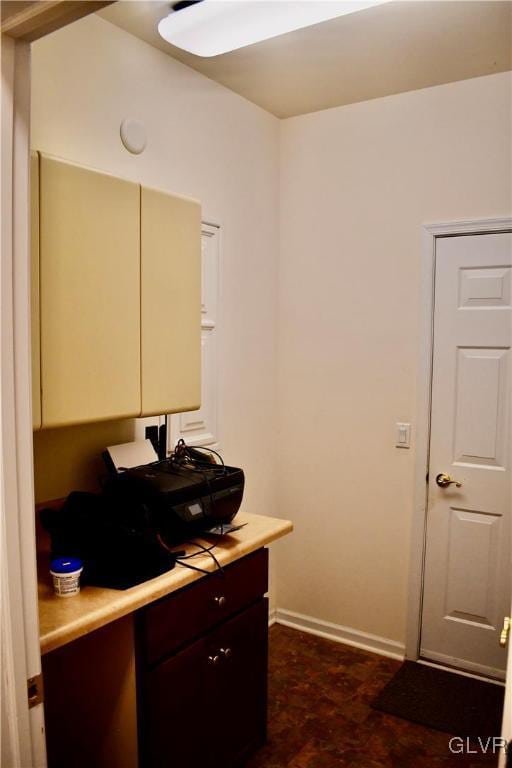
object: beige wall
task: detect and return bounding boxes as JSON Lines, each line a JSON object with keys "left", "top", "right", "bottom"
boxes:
{"left": 32, "top": 18, "right": 512, "bottom": 644}
{"left": 277, "top": 72, "right": 512, "bottom": 644}
{"left": 33, "top": 420, "right": 136, "bottom": 503}
{"left": 31, "top": 15, "right": 280, "bottom": 518}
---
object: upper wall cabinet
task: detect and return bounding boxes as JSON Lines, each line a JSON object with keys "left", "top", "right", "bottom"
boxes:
{"left": 140, "top": 187, "right": 201, "bottom": 417}
{"left": 33, "top": 153, "right": 201, "bottom": 429}
{"left": 39, "top": 154, "right": 141, "bottom": 428}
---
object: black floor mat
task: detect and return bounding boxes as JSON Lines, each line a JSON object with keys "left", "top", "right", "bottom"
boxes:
{"left": 372, "top": 660, "right": 504, "bottom": 738}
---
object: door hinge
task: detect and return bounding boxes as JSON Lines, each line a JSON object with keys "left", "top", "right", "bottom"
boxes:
{"left": 27, "top": 673, "right": 44, "bottom": 708}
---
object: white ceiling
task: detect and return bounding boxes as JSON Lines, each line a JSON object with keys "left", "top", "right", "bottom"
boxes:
{"left": 99, "top": 1, "right": 512, "bottom": 118}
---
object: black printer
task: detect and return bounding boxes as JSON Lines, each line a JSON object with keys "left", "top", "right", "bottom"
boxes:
{"left": 105, "top": 456, "right": 245, "bottom": 544}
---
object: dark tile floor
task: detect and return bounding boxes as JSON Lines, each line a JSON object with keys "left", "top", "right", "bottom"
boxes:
{"left": 245, "top": 624, "right": 499, "bottom": 768}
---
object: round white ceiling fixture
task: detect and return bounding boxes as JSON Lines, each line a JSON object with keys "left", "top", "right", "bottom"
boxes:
{"left": 120, "top": 119, "right": 147, "bottom": 155}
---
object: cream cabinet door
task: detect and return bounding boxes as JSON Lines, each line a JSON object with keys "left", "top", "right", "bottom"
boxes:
{"left": 140, "top": 187, "right": 201, "bottom": 417}
{"left": 39, "top": 154, "right": 140, "bottom": 427}
{"left": 31, "top": 152, "right": 41, "bottom": 430}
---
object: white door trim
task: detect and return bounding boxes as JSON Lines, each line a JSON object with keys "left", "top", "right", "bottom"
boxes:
{"left": 1, "top": 36, "right": 47, "bottom": 767}
{"left": 405, "top": 217, "right": 512, "bottom": 663}
{"left": 169, "top": 221, "right": 222, "bottom": 453}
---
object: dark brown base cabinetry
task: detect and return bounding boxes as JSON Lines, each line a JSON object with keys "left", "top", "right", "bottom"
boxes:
{"left": 136, "top": 549, "right": 269, "bottom": 768}
{"left": 42, "top": 616, "right": 138, "bottom": 768}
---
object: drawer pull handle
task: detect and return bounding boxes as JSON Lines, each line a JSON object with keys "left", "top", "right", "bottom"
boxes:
{"left": 213, "top": 595, "right": 227, "bottom": 607}
{"left": 208, "top": 654, "right": 220, "bottom": 666}
{"left": 220, "top": 647, "right": 232, "bottom": 660}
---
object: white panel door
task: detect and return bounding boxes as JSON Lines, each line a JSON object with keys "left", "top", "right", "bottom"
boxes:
{"left": 421, "top": 232, "right": 512, "bottom": 678}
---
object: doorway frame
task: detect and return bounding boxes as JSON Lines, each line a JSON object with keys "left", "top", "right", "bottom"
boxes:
{"left": 1, "top": 5, "right": 114, "bottom": 766}
{"left": 405, "top": 216, "right": 512, "bottom": 664}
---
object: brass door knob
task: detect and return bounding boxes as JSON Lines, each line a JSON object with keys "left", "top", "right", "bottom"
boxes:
{"left": 436, "top": 473, "right": 462, "bottom": 488}
{"left": 500, "top": 617, "right": 510, "bottom": 648}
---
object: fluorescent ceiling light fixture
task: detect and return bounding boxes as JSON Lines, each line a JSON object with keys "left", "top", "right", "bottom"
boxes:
{"left": 158, "top": 0, "right": 390, "bottom": 58}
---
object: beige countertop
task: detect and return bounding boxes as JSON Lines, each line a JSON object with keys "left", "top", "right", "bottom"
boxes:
{"left": 39, "top": 512, "right": 292, "bottom": 655}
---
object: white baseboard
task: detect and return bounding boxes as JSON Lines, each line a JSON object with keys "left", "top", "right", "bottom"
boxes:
{"left": 268, "top": 607, "right": 277, "bottom": 627}
{"left": 274, "top": 608, "right": 405, "bottom": 661}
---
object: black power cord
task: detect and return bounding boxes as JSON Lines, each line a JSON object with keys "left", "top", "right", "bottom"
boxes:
{"left": 157, "top": 533, "right": 224, "bottom": 577}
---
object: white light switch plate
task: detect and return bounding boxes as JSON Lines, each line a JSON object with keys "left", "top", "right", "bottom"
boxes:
{"left": 395, "top": 422, "right": 411, "bottom": 449}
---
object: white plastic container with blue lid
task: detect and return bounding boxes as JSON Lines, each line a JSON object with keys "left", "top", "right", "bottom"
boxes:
{"left": 50, "top": 557, "right": 83, "bottom": 597}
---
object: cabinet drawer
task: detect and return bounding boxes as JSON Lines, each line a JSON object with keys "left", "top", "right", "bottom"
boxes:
{"left": 140, "top": 548, "right": 268, "bottom": 665}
